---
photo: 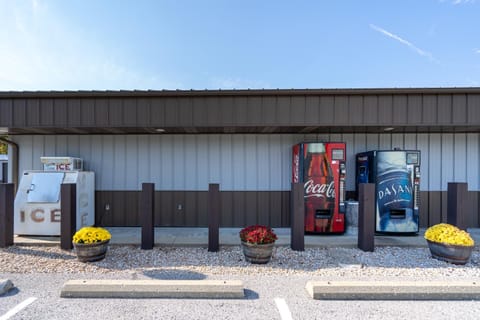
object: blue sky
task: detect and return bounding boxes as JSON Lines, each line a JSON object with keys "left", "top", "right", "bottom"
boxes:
{"left": 0, "top": 0, "right": 479, "bottom": 91}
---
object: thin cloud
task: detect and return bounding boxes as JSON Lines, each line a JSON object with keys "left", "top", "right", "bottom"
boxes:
{"left": 452, "top": 0, "right": 476, "bottom": 4}
{"left": 475, "top": 48, "right": 480, "bottom": 54}
{"left": 369, "top": 24, "right": 439, "bottom": 63}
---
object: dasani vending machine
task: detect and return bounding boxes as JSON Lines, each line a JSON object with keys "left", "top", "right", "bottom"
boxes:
{"left": 356, "top": 150, "right": 421, "bottom": 235}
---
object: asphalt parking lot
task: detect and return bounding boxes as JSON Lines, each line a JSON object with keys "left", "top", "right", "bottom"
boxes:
{"left": 2, "top": 272, "right": 480, "bottom": 319}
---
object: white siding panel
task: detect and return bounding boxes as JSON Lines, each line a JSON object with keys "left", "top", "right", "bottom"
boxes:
{"left": 12, "top": 133, "right": 480, "bottom": 192}
{"left": 100, "top": 136, "right": 114, "bottom": 190}
{"left": 257, "top": 135, "right": 270, "bottom": 190}
{"left": 417, "top": 134, "right": 429, "bottom": 191}
{"left": 232, "top": 135, "right": 246, "bottom": 190}
{"left": 429, "top": 134, "right": 442, "bottom": 191}
{"left": 55, "top": 136, "right": 68, "bottom": 156}
{"left": 90, "top": 136, "right": 103, "bottom": 188}
{"left": 244, "top": 135, "right": 257, "bottom": 190}
{"left": 404, "top": 134, "right": 417, "bottom": 150}
{"left": 150, "top": 136, "right": 162, "bottom": 186}
{"left": 125, "top": 135, "right": 138, "bottom": 190}
{"left": 43, "top": 136, "right": 56, "bottom": 161}
{"left": 196, "top": 135, "right": 209, "bottom": 190}
{"left": 467, "top": 134, "right": 479, "bottom": 190}
{"left": 441, "top": 134, "right": 454, "bottom": 190}
{"left": 366, "top": 134, "right": 379, "bottom": 151}
{"left": 379, "top": 134, "right": 391, "bottom": 150}
{"left": 138, "top": 136, "right": 151, "bottom": 185}
{"left": 270, "top": 135, "right": 284, "bottom": 190}
{"left": 454, "top": 134, "right": 467, "bottom": 183}
{"left": 172, "top": 135, "right": 186, "bottom": 190}
{"left": 220, "top": 135, "right": 233, "bottom": 190}
{"left": 342, "top": 134, "right": 356, "bottom": 190}
{"left": 113, "top": 136, "right": 126, "bottom": 190}
{"left": 208, "top": 135, "right": 221, "bottom": 184}
{"left": 161, "top": 136, "right": 174, "bottom": 189}
{"left": 391, "top": 134, "right": 404, "bottom": 149}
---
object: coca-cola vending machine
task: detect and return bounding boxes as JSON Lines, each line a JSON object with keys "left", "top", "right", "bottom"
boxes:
{"left": 292, "top": 142, "right": 346, "bottom": 234}
{"left": 356, "top": 150, "right": 421, "bottom": 235}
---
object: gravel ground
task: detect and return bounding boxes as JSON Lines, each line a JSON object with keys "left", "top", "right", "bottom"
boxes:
{"left": 1, "top": 245, "right": 479, "bottom": 281}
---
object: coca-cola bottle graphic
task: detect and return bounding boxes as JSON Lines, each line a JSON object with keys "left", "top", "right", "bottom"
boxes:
{"left": 303, "top": 143, "right": 335, "bottom": 233}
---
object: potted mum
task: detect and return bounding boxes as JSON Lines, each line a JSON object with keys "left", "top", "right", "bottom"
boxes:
{"left": 424, "top": 223, "right": 475, "bottom": 265}
{"left": 239, "top": 225, "right": 278, "bottom": 264}
{"left": 72, "top": 226, "right": 112, "bottom": 262}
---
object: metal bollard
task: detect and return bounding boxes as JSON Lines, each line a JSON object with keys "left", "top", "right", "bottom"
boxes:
{"left": 141, "top": 183, "right": 155, "bottom": 250}
{"left": 61, "top": 183, "right": 76, "bottom": 250}
{"left": 358, "top": 183, "right": 375, "bottom": 252}
{"left": 0, "top": 183, "right": 14, "bottom": 248}
{"left": 447, "top": 183, "right": 468, "bottom": 230}
{"left": 208, "top": 184, "right": 220, "bottom": 252}
{"left": 290, "top": 182, "right": 305, "bottom": 251}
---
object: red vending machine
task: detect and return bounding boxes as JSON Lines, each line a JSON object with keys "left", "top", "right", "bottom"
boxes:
{"left": 292, "top": 142, "right": 346, "bottom": 234}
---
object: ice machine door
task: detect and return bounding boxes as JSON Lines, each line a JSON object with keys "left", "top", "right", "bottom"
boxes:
{"left": 27, "top": 172, "right": 65, "bottom": 203}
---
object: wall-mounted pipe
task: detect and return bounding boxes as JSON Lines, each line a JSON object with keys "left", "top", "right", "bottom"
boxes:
{"left": 0, "top": 137, "right": 19, "bottom": 192}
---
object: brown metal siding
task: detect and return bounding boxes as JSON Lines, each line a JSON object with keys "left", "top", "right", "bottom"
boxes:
{"left": 95, "top": 190, "right": 479, "bottom": 228}
{"left": 468, "top": 94, "right": 480, "bottom": 125}
{"left": 407, "top": 94, "right": 422, "bottom": 124}
{"left": 453, "top": 94, "right": 467, "bottom": 124}
{"left": 2, "top": 90, "right": 480, "bottom": 131}
{"left": 96, "top": 190, "right": 292, "bottom": 227}
{"left": 422, "top": 95, "right": 437, "bottom": 125}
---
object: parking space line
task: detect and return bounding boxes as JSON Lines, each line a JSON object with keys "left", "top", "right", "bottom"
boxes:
{"left": 274, "top": 297, "right": 293, "bottom": 320}
{"left": 0, "top": 297, "right": 37, "bottom": 320}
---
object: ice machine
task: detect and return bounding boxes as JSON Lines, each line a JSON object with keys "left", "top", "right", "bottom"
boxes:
{"left": 14, "top": 157, "right": 95, "bottom": 236}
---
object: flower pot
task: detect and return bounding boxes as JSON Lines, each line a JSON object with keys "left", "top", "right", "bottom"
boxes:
{"left": 426, "top": 240, "right": 474, "bottom": 265}
{"left": 73, "top": 239, "right": 110, "bottom": 262}
{"left": 241, "top": 241, "right": 275, "bottom": 264}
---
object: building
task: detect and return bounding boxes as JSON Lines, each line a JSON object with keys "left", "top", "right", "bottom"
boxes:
{"left": 0, "top": 88, "right": 479, "bottom": 228}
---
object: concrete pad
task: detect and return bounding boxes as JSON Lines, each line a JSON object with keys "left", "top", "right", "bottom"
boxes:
{"left": 61, "top": 279, "right": 244, "bottom": 299}
{"left": 306, "top": 280, "right": 480, "bottom": 300}
{"left": 0, "top": 279, "right": 14, "bottom": 295}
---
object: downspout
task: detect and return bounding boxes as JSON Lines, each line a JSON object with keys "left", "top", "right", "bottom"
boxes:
{"left": 0, "top": 137, "right": 19, "bottom": 193}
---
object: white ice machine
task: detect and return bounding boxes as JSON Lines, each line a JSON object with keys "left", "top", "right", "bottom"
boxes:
{"left": 14, "top": 157, "right": 95, "bottom": 236}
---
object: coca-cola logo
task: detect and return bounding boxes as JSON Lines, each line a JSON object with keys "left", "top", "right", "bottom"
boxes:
{"left": 304, "top": 180, "right": 335, "bottom": 199}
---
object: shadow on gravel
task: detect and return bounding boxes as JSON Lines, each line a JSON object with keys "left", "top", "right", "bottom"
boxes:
{"left": 142, "top": 269, "right": 206, "bottom": 280}
{"left": 2, "top": 246, "right": 75, "bottom": 260}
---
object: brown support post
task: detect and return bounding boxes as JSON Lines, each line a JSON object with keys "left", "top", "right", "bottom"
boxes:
{"left": 290, "top": 182, "right": 305, "bottom": 251}
{"left": 0, "top": 183, "right": 14, "bottom": 248}
{"left": 447, "top": 182, "right": 468, "bottom": 230}
{"left": 358, "top": 183, "right": 375, "bottom": 252}
{"left": 208, "top": 183, "right": 220, "bottom": 252}
{"left": 141, "top": 183, "right": 155, "bottom": 250}
{"left": 61, "top": 183, "right": 76, "bottom": 250}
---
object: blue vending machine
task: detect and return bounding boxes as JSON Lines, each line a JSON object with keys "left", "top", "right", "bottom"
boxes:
{"left": 356, "top": 150, "right": 421, "bottom": 235}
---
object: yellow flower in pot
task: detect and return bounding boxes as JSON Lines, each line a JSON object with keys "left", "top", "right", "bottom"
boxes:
{"left": 424, "top": 223, "right": 475, "bottom": 265}
{"left": 72, "top": 226, "right": 111, "bottom": 262}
